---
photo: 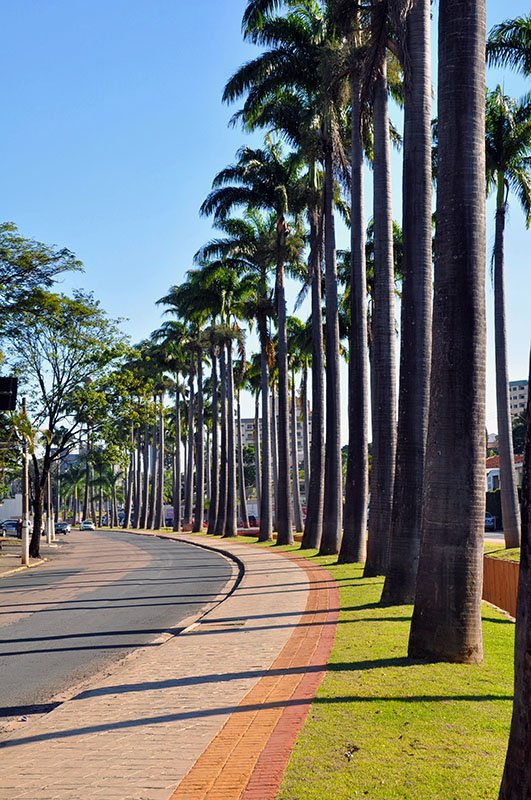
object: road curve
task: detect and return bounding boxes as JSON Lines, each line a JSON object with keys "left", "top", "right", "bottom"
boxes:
{"left": 0, "top": 530, "right": 233, "bottom": 726}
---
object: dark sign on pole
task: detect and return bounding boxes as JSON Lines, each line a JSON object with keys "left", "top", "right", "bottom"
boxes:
{"left": 0, "top": 377, "right": 18, "bottom": 411}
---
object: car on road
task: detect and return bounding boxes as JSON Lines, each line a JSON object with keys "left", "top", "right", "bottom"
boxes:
{"left": 0, "top": 519, "right": 32, "bottom": 538}
{"left": 485, "top": 512, "right": 496, "bottom": 532}
{"left": 80, "top": 519, "right": 95, "bottom": 531}
{"left": 55, "top": 521, "right": 71, "bottom": 535}
{"left": 1, "top": 519, "right": 20, "bottom": 537}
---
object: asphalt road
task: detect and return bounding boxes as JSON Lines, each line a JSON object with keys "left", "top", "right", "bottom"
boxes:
{"left": 0, "top": 530, "right": 233, "bottom": 726}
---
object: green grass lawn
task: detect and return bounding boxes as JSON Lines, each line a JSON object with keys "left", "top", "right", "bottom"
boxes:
{"left": 484, "top": 546, "right": 520, "bottom": 563}
{"left": 212, "top": 534, "right": 515, "bottom": 800}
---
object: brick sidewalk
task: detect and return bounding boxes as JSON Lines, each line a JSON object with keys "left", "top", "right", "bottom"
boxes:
{"left": 0, "top": 533, "right": 338, "bottom": 800}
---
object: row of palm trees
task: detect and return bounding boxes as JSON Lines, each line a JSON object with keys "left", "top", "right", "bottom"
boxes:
{"left": 146, "top": 2, "right": 529, "bottom": 665}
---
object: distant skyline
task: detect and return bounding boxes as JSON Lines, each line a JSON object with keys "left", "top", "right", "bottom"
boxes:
{"left": 0, "top": 0, "right": 529, "bottom": 435}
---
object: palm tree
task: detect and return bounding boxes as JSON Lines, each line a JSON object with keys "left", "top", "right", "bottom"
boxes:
{"left": 287, "top": 316, "right": 307, "bottom": 532}
{"left": 408, "top": 0, "right": 486, "bottom": 663}
{"left": 227, "top": 21, "right": 328, "bottom": 549}
{"left": 286, "top": 315, "right": 311, "bottom": 500}
{"left": 151, "top": 320, "right": 189, "bottom": 533}
{"left": 158, "top": 275, "right": 223, "bottom": 533}
{"left": 499, "top": 354, "right": 531, "bottom": 798}
{"left": 357, "top": 11, "right": 399, "bottom": 572}
{"left": 485, "top": 87, "right": 531, "bottom": 549}
{"left": 197, "top": 212, "right": 280, "bottom": 540}
{"left": 234, "top": 358, "right": 250, "bottom": 529}
{"left": 60, "top": 461, "right": 85, "bottom": 525}
{"left": 233, "top": 2, "right": 349, "bottom": 555}
{"left": 487, "top": 14, "right": 531, "bottom": 77}
{"left": 245, "top": 354, "right": 263, "bottom": 517}
{"left": 380, "top": 0, "right": 433, "bottom": 601}
{"left": 200, "top": 142, "right": 304, "bottom": 545}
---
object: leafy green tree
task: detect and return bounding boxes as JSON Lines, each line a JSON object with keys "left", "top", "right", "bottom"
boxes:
{"left": 513, "top": 414, "right": 526, "bottom": 456}
{"left": 4, "top": 290, "right": 128, "bottom": 557}
{"left": 0, "top": 223, "right": 81, "bottom": 324}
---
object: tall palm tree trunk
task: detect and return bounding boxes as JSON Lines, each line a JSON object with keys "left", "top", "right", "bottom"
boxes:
{"left": 494, "top": 183, "right": 521, "bottom": 548}
{"left": 83, "top": 424, "right": 90, "bottom": 520}
{"left": 301, "top": 364, "right": 310, "bottom": 503}
{"left": 215, "top": 350, "right": 228, "bottom": 536}
{"left": 134, "top": 427, "right": 142, "bottom": 528}
{"left": 193, "top": 356, "right": 205, "bottom": 532}
{"left": 291, "top": 371, "right": 304, "bottom": 533}
{"left": 408, "top": 0, "right": 486, "bottom": 663}
{"left": 321, "top": 141, "right": 343, "bottom": 555}
{"left": 259, "top": 348, "right": 273, "bottom": 541}
{"left": 184, "top": 375, "right": 194, "bottom": 527}
{"left": 207, "top": 352, "right": 219, "bottom": 535}
{"left": 303, "top": 212, "right": 325, "bottom": 550}
{"left": 341, "top": 73, "right": 369, "bottom": 564}
{"left": 123, "top": 427, "right": 134, "bottom": 529}
{"left": 224, "top": 340, "right": 237, "bottom": 537}
{"left": 112, "top": 481, "right": 118, "bottom": 528}
{"left": 206, "top": 427, "right": 211, "bottom": 503}
{"left": 173, "top": 387, "right": 182, "bottom": 532}
{"left": 89, "top": 467, "right": 96, "bottom": 524}
{"left": 140, "top": 423, "right": 150, "bottom": 529}
{"left": 271, "top": 385, "right": 279, "bottom": 522}
{"left": 381, "top": 0, "right": 433, "bottom": 603}
{"left": 276, "top": 239, "right": 294, "bottom": 545}
{"left": 254, "top": 391, "right": 261, "bottom": 513}
{"left": 147, "top": 411, "right": 157, "bottom": 530}
{"left": 499, "top": 355, "right": 531, "bottom": 798}
{"left": 237, "top": 389, "right": 250, "bottom": 529}
{"left": 98, "top": 469, "right": 103, "bottom": 527}
{"left": 364, "top": 62, "right": 396, "bottom": 574}
{"left": 155, "top": 395, "right": 165, "bottom": 530}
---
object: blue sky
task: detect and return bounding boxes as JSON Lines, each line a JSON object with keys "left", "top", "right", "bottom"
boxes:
{"left": 0, "top": 0, "right": 529, "bottom": 434}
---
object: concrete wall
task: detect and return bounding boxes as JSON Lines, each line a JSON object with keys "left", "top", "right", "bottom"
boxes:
{"left": 0, "top": 493, "right": 22, "bottom": 520}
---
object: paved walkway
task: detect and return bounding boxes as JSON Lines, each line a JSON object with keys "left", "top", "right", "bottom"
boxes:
{"left": 0, "top": 538, "right": 52, "bottom": 579}
{"left": 0, "top": 533, "right": 338, "bottom": 800}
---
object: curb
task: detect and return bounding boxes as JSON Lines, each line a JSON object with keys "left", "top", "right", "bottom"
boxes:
{"left": 120, "top": 529, "right": 245, "bottom": 634}
{"left": 0, "top": 557, "right": 48, "bottom": 580}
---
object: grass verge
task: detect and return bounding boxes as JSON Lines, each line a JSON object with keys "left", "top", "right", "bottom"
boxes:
{"left": 484, "top": 547, "right": 520, "bottom": 563}
{"left": 210, "top": 533, "right": 515, "bottom": 800}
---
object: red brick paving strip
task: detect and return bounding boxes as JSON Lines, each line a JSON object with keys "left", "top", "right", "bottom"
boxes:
{"left": 170, "top": 550, "right": 339, "bottom": 800}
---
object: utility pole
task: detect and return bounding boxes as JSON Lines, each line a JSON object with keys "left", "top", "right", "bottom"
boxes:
{"left": 21, "top": 398, "right": 29, "bottom": 566}
{"left": 46, "top": 470, "right": 54, "bottom": 543}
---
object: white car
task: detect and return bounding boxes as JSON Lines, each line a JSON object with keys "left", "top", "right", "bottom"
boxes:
{"left": 80, "top": 519, "right": 95, "bottom": 531}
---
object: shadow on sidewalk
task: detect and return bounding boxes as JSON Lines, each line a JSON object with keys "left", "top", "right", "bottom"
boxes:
{"left": 0, "top": 689, "right": 512, "bottom": 750}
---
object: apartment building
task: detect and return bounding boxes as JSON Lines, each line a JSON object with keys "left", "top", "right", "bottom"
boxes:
{"left": 240, "top": 401, "right": 311, "bottom": 464}
{"left": 509, "top": 379, "right": 528, "bottom": 415}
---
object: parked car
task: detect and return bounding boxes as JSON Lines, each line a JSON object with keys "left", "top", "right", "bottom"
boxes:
{"left": 80, "top": 519, "right": 95, "bottom": 531}
{"left": 485, "top": 512, "right": 496, "bottom": 532}
{"left": 1, "top": 519, "right": 22, "bottom": 537}
{"left": 55, "top": 521, "right": 71, "bottom": 535}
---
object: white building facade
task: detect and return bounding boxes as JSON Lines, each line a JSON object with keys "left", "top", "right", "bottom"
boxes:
{"left": 509, "top": 379, "right": 528, "bottom": 416}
